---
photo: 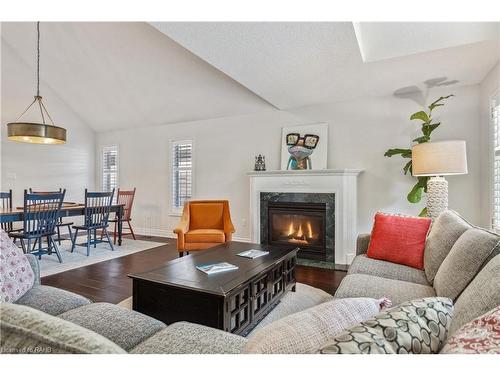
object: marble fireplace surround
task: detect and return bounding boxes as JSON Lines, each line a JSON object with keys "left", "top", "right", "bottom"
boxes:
{"left": 248, "top": 169, "right": 363, "bottom": 266}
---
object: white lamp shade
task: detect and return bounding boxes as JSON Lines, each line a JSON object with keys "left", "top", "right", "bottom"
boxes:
{"left": 412, "top": 140, "right": 468, "bottom": 176}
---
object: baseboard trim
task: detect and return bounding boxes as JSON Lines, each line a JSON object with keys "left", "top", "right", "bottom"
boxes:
{"left": 133, "top": 227, "right": 252, "bottom": 243}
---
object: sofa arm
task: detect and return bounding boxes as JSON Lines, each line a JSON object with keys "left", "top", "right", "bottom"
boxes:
{"left": 25, "top": 254, "right": 41, "bottom": 285}
{"left": 356, "top": 234, "right": 371, "bottom": 255}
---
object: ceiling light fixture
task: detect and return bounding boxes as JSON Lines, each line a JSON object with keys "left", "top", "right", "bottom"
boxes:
{"left": 7, "top": 22, "right": 66, "bottom": 144}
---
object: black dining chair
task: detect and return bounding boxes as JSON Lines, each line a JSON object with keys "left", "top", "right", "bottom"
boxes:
{"left": 0, "top": 189, "right": 14, "bottom": 234}
{"left": 71, "top": 189, "right": 115, "bottom": 256}
{"left": 9, "top": 190, "right": 66, "bottom": 263}
{"left": 29, "top": 188, "right": 74, "bottom": 245}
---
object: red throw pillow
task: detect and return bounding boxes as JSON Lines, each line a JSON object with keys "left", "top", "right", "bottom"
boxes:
{"left": 366, "top": 212, "right": 432, "bottom": 270}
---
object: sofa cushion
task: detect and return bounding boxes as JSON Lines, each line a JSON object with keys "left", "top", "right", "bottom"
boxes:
{"left": 441, "top": 306, "right": 500, "bottom": 354}
{"left": 348, "top": 255, "right": 429, "bottom": 286}
{"left": 131, "top": 322, "right": 247, "bottom": 354}
{"left": 15, "top": 285, "right": 91, "bottom": 316}
{"left": 243, "top": 297, "right": 388, "bottom": 354}
{"left": 0, "top": 303, "right": 125, "bottom": 354}
{"left": 250, "top": 283, "right": 333, "bottom": 332}
{"left": 58, "top": 302, "right": 166, "bottom": 351}
{"left": 185, "top": 229, "right": 225, "bottom": 243}
{"left": 320, "top": 297, "right": 453, "bottom": 354}
{"left": 433, "top": 228, "right": 500, "bottom": 301}
{"left": 366, "top": 212, "right": 431, "bottom": 270}
{"left": 449, "top": 254, "right": 500, "bottom": 336}
{"left": 0, "top": 229, "right": 35, "bottom": 303}
{"left": 334, "top": 274, "right": 436, "bottom": 306}
{"left": 424, "top": 210, "right": 471, "bottom": 283}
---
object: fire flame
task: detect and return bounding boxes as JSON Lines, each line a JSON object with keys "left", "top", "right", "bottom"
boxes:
{"left": 286, "top": 220, "right": 314, "bottom": 244}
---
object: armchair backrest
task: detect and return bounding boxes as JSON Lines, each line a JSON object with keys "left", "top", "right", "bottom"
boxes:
{"left": 187, "top": 200, "right": 232, "bottom": 231}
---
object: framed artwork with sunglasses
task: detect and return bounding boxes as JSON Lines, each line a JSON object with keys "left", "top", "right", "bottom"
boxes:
{"left": 280, "top": 123, "right": 328, "bottom": 170}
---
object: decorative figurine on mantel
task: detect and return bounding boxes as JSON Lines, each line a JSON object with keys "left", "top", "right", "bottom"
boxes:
{"left": 254, "top": 154, "right": 266, "bottom": 171}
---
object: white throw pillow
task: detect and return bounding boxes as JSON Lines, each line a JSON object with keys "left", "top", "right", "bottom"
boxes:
{"left": 243, "top": 297, "right": 390, "bottom": 354}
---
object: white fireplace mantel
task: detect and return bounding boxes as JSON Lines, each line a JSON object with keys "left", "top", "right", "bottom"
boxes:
{"left": 248, "top": 169, "right": 363, "bottom": 266}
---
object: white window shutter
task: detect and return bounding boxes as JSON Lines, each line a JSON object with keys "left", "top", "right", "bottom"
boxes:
{"left": 102, "top": 145, "right": 119, "bottom": 192}
{"left": 492, "top": 92, "right": 500, "bottom": 229}
{"left": 172, "top": 141, "right": 193, "bottom": 211}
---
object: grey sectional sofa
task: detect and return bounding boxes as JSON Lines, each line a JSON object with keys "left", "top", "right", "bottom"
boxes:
{"left": 1, "top": 210, "right": 499, "bottom": 354}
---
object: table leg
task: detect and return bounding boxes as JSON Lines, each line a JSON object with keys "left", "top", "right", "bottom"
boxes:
{"left": 118, "top": 206, "right": 123, "bottom": 246}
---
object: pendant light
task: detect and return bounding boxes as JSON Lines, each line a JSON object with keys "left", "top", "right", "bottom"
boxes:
{"left": 7, "top": 22, "right": 66, "bottom": 144}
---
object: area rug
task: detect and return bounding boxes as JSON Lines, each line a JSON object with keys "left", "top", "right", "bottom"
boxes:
{"left": 37, "top": 238, "right": 166, "bottom": 277}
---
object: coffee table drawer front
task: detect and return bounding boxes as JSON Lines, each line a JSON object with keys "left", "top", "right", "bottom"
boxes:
{"left": 226, "top": 285, "right": 252, "bottom": 334}
{"left": 284, "top": 254, "right": 297, "bottom": 291}
{"left": 270, "top": 262, "right": 284, "bottom": 302}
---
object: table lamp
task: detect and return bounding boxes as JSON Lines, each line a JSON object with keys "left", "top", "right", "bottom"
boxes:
{"left": 412, "top": 140, "right": 468, "bottom": 218}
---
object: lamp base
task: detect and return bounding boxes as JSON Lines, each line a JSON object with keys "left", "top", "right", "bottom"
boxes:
{"left": 427, "top": 176, "right": 448, "bottom": 219}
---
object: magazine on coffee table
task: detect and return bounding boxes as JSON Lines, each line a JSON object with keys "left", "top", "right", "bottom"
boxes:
{"left": 237, "top": 249, "right": 269, "bottom": 259}
{"left": 196, "top": 262, "right": 239, "bottom": 275}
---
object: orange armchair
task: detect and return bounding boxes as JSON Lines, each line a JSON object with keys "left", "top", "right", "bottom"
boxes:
{"left": 173, "top": 200, "right": 235, "bottom": 257}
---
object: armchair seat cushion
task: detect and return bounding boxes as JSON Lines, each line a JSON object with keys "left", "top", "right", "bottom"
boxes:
{"left": 185, "top": 229, "right": 225, "bottom": 243}
{"left": 15, "top": 285, "right": 91, "bottom": 316}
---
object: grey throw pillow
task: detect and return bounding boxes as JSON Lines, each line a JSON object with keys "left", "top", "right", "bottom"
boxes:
{"left": 320, "top": 297, "right": 453, "bottom": 354}
{"left": 424, "top": 210, "right": 471, "bottom": 283}
{"left": 433, "top": 228, "right": 500, "bottom": 301}
{"left": 243, "top": 297, "right": 388, "bottom": 354}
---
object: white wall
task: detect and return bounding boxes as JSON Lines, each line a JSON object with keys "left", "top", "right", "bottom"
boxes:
{"left": 1, "top": 42, "right": 96, "bottom": 206}
{"left": 97, "top": 84, "right": 483, "bottom": 239}
{"left": 479, "top": 62, "right": 500, "bottom": 228}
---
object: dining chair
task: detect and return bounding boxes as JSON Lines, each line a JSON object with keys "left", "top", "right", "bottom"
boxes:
{"left": 71, "top": 189, "right": 114, "bottom": 256}
{"left": 0, "top": 190, "right": 14, "bottom": 233}
{"left": 29, "top": 188, "right": 74, "bottom": 245}
{"left": 0, "top": 190, "right": 23, "bottom": 241}
{"left": 108, "top": 188, "right": 136, "bottom": 244}
{"left": 9, "top": 189, "right": 66, "bottom": 263}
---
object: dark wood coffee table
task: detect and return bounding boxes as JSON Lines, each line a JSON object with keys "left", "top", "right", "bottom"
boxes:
{"left": 129, "top": 242, "right": 297, "bottom": 336}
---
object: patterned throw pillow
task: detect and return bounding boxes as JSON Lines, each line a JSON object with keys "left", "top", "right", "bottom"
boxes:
{"left": 440, "top": 306, "right": 500, "bottom": 354}
{"left": 320, "top": 297, "right": 453, "bottom": 354}
{"left": 0, "top": 229, "right": 35, "bottom": 303}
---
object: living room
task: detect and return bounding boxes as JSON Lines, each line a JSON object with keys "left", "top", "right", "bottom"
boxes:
{"left": 1, "top": 0, "right": 500, "bottom": 371}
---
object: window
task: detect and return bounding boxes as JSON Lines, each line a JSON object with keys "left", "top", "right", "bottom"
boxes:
{"left": 102, "top": 145, "right": 118, "bottom": 193}
{"left": 492, "top": 91, "right": 500, "bottom": 229}
{"left": 171, "top": 140, "right": 193, "bottom": 213}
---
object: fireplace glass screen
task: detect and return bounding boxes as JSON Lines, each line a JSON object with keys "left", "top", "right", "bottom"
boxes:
{"left": 268, "top": 202, "right": 326, "bottom": 252}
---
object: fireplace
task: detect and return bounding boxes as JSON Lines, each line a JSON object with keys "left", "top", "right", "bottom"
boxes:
{"left": 268, "top": 202, "right": 326, "bottom": 254}
{"left": 260, "top": 192, "right": 335, "bottom": 262}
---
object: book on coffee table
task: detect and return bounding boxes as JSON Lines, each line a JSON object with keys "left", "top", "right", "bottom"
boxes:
{"left": 196, "top": 262, "right": 239, "bottom": 275}
{"left": 237, "top": 249, "right": 269, "bottom": 259}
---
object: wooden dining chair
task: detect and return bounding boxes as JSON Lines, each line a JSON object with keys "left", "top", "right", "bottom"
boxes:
{"left": 29, "top": 188, "right": 74, "bottom": 245}
{"left": 71, "top": 189, "right": 114, "bottom": 256}
{"left": 108, "top": 188, "right": 136, "bottom": 244}
{"left": 9, "top": 190, "right": 66, "bottom": 263}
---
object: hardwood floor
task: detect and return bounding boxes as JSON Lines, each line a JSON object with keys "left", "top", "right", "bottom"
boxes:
{"left": 41, "top": 236, "right": 346, "bottom": 303}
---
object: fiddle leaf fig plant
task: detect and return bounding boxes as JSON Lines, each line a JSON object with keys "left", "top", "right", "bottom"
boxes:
{"left": 384, "top": 95, "right": 454, "bottom": 216}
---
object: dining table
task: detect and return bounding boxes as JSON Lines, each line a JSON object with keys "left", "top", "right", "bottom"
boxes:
{"left": 0, "top": 202, "right": 125, "bottom": 246}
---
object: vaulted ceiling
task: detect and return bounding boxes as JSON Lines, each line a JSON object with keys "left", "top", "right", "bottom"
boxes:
{"left": 2, "top": 22, "right": 499, "bottom": 132}
{"left": 153, "top": 22, "right": 500, "bottom": 109}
